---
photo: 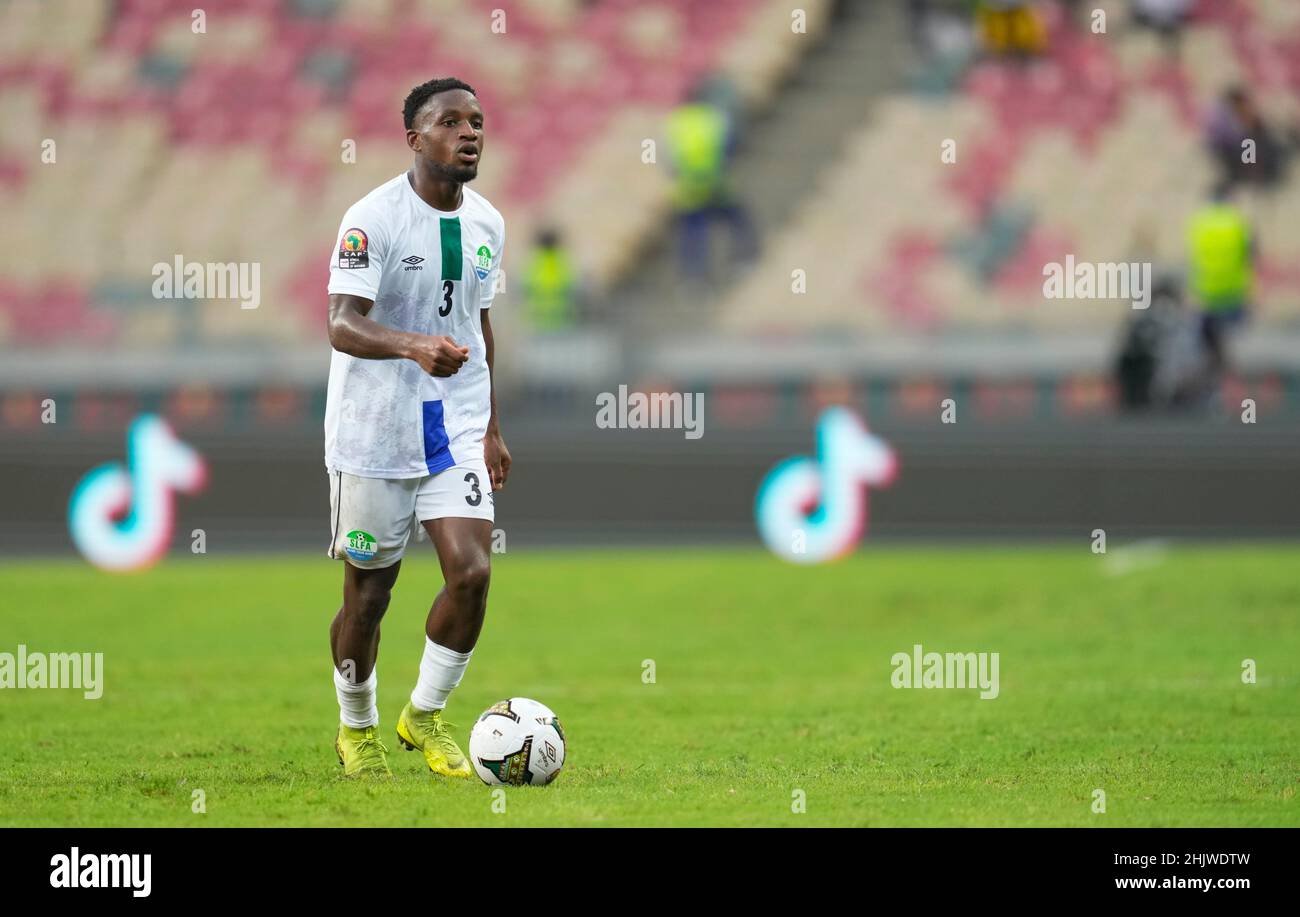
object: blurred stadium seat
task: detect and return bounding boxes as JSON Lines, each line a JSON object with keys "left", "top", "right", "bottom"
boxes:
{"left": 717, "top": 0, "right": 1300, "bottom": 336}
{"left": 0, "top": 0, "right": 822, "bottom": 353}
{"left": 2, "top": 0, "right": 1297, "bottom": 416}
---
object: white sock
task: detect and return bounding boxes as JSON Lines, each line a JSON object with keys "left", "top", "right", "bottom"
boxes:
{"left": 334, "top": 667, "right": 379, "bottom": 728}
{"left": 410, "top": 638, "right": 473, "bottom": 711}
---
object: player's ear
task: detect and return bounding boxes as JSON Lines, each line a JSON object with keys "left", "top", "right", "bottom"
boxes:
{"left": 406, "top": 129, "right": 422, "bottom": 153}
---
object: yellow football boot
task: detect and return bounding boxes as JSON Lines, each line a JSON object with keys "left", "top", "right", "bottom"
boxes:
{"left": 335, "top": 724, "right": 392, "bottom": 777}
{"left": 396, "top": 702, "right": 473, "bottom": 779}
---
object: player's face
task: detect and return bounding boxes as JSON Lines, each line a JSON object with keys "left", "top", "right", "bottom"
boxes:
{"left": 408, "top": 89, "right": 484, "bottom": 183}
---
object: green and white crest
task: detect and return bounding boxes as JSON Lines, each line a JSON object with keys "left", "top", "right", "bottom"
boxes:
{"left": 474, "top": 244, "right": 493, "bottom": 279}
{"left": 344, "top": 529, "right": 377, "bottom": 562}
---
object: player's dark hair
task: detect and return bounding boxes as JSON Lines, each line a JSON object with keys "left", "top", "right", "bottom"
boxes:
{"left": 403, "top": 78, "right": 477, "bottom": 130}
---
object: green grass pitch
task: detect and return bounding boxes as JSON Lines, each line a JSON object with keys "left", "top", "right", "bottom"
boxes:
{"left": 1, "top": 546, "right": 1297, "bottom": 826}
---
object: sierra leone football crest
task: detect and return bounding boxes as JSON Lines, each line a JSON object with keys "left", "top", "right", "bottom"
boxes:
{"left": 474, "top": 244, "right": 493, "bottom": 280}
{"left": 344, "top": 529, "right": 376, "bottom": 562}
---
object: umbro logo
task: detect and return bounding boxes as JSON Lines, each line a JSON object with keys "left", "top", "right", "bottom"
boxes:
{"left": 401, "top": 255, "right": 424, "bottom": 271}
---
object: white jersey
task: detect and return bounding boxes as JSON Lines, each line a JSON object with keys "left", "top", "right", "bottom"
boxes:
{"left": 325, "top": 173, "right": 505, "bottom": 478}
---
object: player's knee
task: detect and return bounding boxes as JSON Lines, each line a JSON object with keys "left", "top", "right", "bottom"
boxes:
{"left": 447, "top": 558, "right": 490, "bottom": 605}
{"left": 349, "top": 580, "right": 393, "bottom": 625}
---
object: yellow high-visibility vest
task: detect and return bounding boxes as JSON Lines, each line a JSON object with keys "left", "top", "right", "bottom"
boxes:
{"left": 666, "top": 103, "right": 728, "bottom": 210}
{"left": 523, "top": 248, "right": 576, "bottom": 331}
{"left": 1188, "top": 204, "right": 1252, "bottom": 310}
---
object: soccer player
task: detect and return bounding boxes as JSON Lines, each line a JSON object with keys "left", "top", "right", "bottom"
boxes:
{"left": 324, "top": 78, "right": 509, "bottom": 778}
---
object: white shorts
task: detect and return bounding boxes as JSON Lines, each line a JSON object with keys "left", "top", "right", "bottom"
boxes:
{"left": 326, "top": 459, "right": 494, "bottom": 569}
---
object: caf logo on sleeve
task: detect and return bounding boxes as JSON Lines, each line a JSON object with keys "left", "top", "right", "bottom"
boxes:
{"left": 339, "top": 228, "right": 369, "bottom": 269}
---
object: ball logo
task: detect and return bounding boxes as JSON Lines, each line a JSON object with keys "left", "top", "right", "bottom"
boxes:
{"left": 755, "top": 408, "right": 897, "bottom": 564}
{"left": 68, "top": 414, "right": 207, "bottom": 572}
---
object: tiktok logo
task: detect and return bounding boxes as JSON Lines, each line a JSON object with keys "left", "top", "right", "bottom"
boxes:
{"left": 755, "top": 408, "right": 897, "bottom": 564}
{"left": 68, "top": 414, "right": 207, "bottom": 572}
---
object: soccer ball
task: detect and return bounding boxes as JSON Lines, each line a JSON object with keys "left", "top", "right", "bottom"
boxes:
{"left": 468, "top": 697, "right": 566, "bottom": 786}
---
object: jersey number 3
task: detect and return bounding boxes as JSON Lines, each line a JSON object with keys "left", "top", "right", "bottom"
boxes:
{"left": 440, "top": 280, "right": 454, "bottom": 317}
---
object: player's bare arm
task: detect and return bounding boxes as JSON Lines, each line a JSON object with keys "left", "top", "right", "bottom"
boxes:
{"left": 327, "top": 292, "right": 469, "bottom": 376}
{"left": 481, "top": 307, "right": 511, "bottom": 489}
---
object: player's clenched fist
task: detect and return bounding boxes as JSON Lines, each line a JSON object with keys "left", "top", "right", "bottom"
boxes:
{"left": 410, "top": 335, "right": 469, "bottom": 376}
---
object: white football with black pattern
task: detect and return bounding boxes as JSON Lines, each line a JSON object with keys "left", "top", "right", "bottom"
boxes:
{"left": 469, "top": 697, "right": 566, "bottom": 786}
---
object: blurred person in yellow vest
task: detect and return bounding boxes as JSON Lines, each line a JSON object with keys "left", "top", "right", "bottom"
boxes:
{"left": 1187, "top": 187, "right": 1254, "bottom": 381}
{"left": 522, "top": 227, "right": 579, "bottom": 332}
{"left": 666, "top": 79, "right": 757, "bottom": 281}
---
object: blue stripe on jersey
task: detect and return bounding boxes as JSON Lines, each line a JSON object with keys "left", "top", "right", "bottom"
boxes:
{"left": 422, "top": 400, "right": 455, "bottom": 475}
